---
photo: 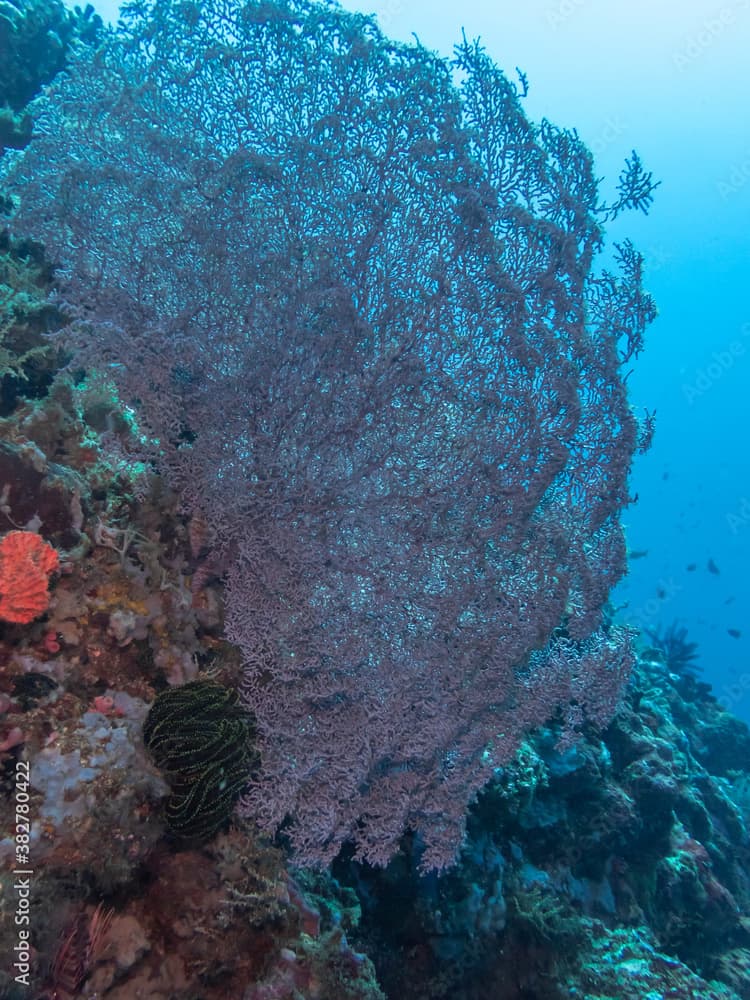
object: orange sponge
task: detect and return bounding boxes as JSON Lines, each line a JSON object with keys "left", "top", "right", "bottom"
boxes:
{"left": 0, "top": 530, "right": 59, "bottom": 624}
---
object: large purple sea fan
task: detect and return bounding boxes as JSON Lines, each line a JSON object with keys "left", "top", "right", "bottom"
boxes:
{"left": 2, "top": 0, "right": 656, "bottom": 869}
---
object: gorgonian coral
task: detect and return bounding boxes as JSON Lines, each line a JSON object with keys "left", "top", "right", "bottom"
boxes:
{"left": 1, "top": 0, "right": 656, "bottom": 869}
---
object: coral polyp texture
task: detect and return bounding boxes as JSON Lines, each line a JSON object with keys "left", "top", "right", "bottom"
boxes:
{"left": 1, "top": 0, "right": 657, "bottom": 869}
{"left": 0, "top": 529, "right": 58, "bottom": 623}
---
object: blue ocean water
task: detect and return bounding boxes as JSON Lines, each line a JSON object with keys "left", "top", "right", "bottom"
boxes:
{"left": 71, "top": 0, "right": 750, "bottom": 718}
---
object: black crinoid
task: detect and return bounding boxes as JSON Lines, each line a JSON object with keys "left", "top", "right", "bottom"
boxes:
{"left": 644, "top": 621, "right": 701, "bottom": 680}
{"left": 143, "top": 680, "right": 257, "bottom": 841}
